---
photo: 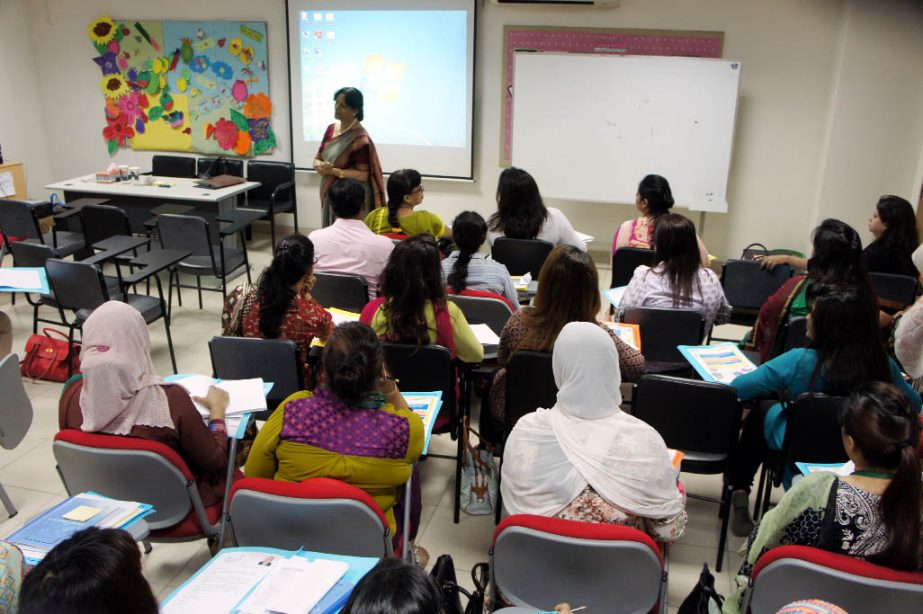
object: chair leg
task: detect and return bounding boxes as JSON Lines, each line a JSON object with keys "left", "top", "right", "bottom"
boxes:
{"left": 173, "top": 270, "right": 183, "bottom": 307}
{"left": 716, "top": 483, "right": 731, "bottom": 572}
{"left": 196, "top": 276, "right": 203, "bottom": 309}
{"left": 163, "top": 316, "right": 178, "bottom": 374}
{"left": 760, "top": 470, "right": 774, "bottom": 518}
{"left": 753, "top": 465, "right": 767, "bottom": 520}
{"left": 269, "top": 215, "right": 276, "bottom": 252}
{"left": 454, "top": 429, "right": 463, "bottom": 524}
{"left": 0, "top": 483, "right": 17, "bottom": 518}
{"left": 292, "top": 202, "right": 299, "bottom": 234}
{"left": 142, "top": 539, "right": 152, "bottom": 554}
{"left": 66, "top": 325, "right": 76, "bottom": 377}
{"left": 495, "top": 461, "right": 503, "bottom": 525}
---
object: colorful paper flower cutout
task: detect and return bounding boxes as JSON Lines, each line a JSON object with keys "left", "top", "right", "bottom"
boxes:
{"left": 190, "top": 55, "right": 210, "bottom": 74}
{"left": 233, "top": 131, "right": 252, "bottom": 155}
{"left": 166, "top": 111, "right": 185, "bottom": 128}
{"left": 213, "top": 118, "right": 239, "bottom": 150}
{"left": 180, "top": 38, "right": 194, "bottom": 65}
{"left": 239, "top": 46, "right": 255, "bottom": 65}
{"left": 231, "top": 80, "right": 248, "bottom": 102}
{"left": 102, "top": 116, "right": 134, "bottom": 146}
{"left": 117, "top": 91, "right": 143, "bottom": 125}
{"left": 243, "top": 92, "right": 271, "bottom": 119}
{"left": 247, "top": 118, "right": 270, "bottom": 142}
{"left": 100, "top": 74, "right": 129, "bottom": 99}
{"left": 211, "top": 61, "right": 233, "bottom": 80}
{"left": 88, "top": 16, "right": 117, "bottom": 46}
{"left": 228, "top": 38, "right": 243, "bottom": 56}
{"left": 93, "top": 52, "right": 119, "bottom": 75}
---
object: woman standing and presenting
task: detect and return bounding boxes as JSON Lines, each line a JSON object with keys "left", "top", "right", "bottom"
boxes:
{"left": 314, "top": 87, "right": 386, "bottom": 227}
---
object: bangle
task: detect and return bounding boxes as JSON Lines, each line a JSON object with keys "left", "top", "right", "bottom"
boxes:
{"left": 338, "top": 169, "right": 345, "bottom": 179}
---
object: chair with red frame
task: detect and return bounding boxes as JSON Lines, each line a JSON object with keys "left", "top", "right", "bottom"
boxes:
{"left": 52, "top": 430, "right": 224, "bottom": 550}
{"left": 741, "top": 545, "right": 923, "bottom": 613}
{"left": 490, "top": 514, "right": 667, "bottom": 613}
{"left": 227, "top": 477, "right": 393, "bottom": 558}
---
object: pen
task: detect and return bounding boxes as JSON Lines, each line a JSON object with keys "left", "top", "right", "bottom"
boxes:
{"left": 571, "top": 608, "right": 587, "bottom": 613}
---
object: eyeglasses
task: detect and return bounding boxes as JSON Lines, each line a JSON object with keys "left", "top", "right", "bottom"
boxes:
{"left": 411, "top": 185, "right": 425, "bottom": 194}
{"left": 312, "top": 256, "right": 319, "bottom": 264}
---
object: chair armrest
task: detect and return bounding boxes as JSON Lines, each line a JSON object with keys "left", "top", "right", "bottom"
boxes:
{"left": 52, "top": 207, "right": 84, "bottom": 221}
{"left": 123, "top": 249, "right": 190, "bottom": 284}
{"left": 218, "top": 208, "right": 265, "bottom": 237}
{"left": 270, "top": 181, "right": 295, "bottom": 203}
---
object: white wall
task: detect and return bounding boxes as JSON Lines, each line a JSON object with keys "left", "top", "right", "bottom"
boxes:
{"left": 4, "top": 0, "right": 923, "bottom": 260}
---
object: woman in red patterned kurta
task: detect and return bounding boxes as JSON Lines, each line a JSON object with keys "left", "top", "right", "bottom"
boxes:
{"left": 236, "top": 234, "right": 334, "bottom": 388}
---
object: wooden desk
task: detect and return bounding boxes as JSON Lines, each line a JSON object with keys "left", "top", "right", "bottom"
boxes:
{"left": 45, "top": 175, "right": 260, "bottom": 240}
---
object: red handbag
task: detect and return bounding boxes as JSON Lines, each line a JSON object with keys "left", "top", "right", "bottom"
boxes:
{"left": 20, "top": 328, "right": 81, "bottom": 382}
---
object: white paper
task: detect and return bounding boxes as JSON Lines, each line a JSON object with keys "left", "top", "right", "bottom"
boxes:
{"left": 511, "top": 272, "right": 532, "bottom": 291}
{"left": 326, "top": 307, "right": 360, "bottom": 326}
{"left": 470, "top": 323, "right": 501, "bottom": 346}
{"left": 0, "top": 269, "right": 41, "bottom": 289}
{"left": 603, "top": 321, "right": 640, "bottom": 351}
{"left": 0, "top": 172, "right": 14, "bottom": 197}
{"left": 162, "top": 551, "right": 274, "bottom": 614}
{"left": 605, "top": 286, "right": 627, "bottom": 308}
{"left": 176, "top": 376, "right": 267, "bottom": 415}
{"left": 237, "top": 557, "right": 348, "bottom": 614}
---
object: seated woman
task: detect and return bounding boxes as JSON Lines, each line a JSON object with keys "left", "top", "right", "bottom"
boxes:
{"left": 19, "top": 527, "right": 158, "bottom": 614}
{"left": 60, "top": 301, "right": 230, "bottom": 508}
{"left": 611, "top": 174, "right": 709, "bottom": 266}
{"left": 616, "top": 213, "right": 731, "bottom": 333}
{"left": 501, "top": 322, "right": 686, "bottom": 541}
{"left": 486, "top": 167, "right": 585, "bottom": 251}
{"left": 442, "top": 210, "right": 520, "bottom": 309}
{"left": 864, "top": 195, "right": 918, "bottom": 277}
{"left": 222, "top": 233, "right": 334, "bottom": 388}
{"left": 245, "top": 322, "right": 424, "bottom": 554}
{"left": 728, "top": 284, "right": 920, "bottom": 537}
{"left": 745, "top": 219, "right": 873, "bottom": 362}
{"left": 342, "top": 558, "right": 445, "bottom": 614}
{"left": 489, "top": 245, "right": 645, "bottom": 435}
{"left": 724, "top": 383, "right": 923, "bottom": 614}
{"left": 360, "top": 234, "right": 484, "bottom": 365}
{"left": 364, "top": 169, "right": 452, "bottom": 240}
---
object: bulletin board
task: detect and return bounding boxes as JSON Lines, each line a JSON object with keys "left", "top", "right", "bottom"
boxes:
{"left": 502, "top": 26, "right": 724, "bottom": 164}
{"left": 88, "top": 16, "right": 275, "bottom": 156}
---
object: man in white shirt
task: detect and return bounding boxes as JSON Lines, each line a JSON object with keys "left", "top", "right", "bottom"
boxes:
{"left": 309, "top": 179, "right": 394, "bottom": 300}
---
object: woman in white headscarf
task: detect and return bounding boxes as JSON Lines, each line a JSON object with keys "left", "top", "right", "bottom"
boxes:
{"left": 58, "top": 301, "right": 231, "bottom": 507}
{"left": 500, "top": 322, "right": 686, "bottom": 541}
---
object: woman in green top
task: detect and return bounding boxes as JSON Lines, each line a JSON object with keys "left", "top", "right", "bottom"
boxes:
{"left": 364, "top": 169, "right": 453, "bottom": 240}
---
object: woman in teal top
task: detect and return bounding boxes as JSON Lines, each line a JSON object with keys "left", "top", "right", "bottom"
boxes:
{"left": 727, "top": 284, "right": 920, "bottom": 536}
{"left": 364, "top": 169, "right": 453, "bottom": 240}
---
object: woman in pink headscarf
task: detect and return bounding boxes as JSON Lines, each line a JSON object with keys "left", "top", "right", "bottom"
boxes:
{"left": 58, "top": 301, "right": 230, "bottom": 507}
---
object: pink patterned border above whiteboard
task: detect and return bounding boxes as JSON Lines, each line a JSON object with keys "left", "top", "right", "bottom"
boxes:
{"left": 502, "top": 27, "right": 723, "bottom": 163}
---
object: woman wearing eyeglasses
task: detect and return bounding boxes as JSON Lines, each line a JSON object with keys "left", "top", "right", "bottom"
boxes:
{"left": 364, "top": 169, "right": 453, "bottom": 240}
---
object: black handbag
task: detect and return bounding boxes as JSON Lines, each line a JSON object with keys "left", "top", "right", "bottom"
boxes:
{"left": 677, "top": 563, "right": 724, "bottom": 614}
{"left": 430, "top": 554, "right": 486, "bottom": 614}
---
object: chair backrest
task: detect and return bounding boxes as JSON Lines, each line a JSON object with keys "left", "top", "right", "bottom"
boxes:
{"left": 197, "top": 157, "right": 244, "bottom": 178}
{"left": 869, "top": 272, "right": 919, "bottom": 309}
{"left": 0, "top": 200, "right": 41, "bottom": 242}
{"left": 621, "top": 307, "right": 705, "bottom": 362}
{"left": 229, "top": 477, "right": 392, "bottom": 557}
{"left": 505, "top": 351, "right": 556, "bottom": 436}
{"left": 781, "top": 316, "right": 810, "bottom": 352}
{"left": 79, "top": 204, "right": 132, "bottom": 247}
{"left": 9, "top": 240, "right": 55, "bottom": 268}
{"left": 0, "top": 353, "right": 33, "bottom": 450}
{"left": 491, "top": 238, "right": 554, "bottom": 277}
{"left": 246, "top": 161, "right": 295, "bottom": 202}
{"left": 448, "top": 294, "right": 514, "bottom": 336}
{"left": 720, "top": 259, "right": 793, "bottom": 310}
{"left": 208, "top": 336, "right": 301, "bottom": 410}
{"left": 631, "top": 374, "right": 741, "bottom": 463}
{"left": 610, "top": 247, "right": 655, "bottom": 289}
{"left": 381, "top": 343, "right": 455, "bottom": 432}
{"left": 45, "top": 258, "right": 109, "bottom": 312}
{"left": 157, "top": 214, "right": 214, "bottom": 259}
{"left": 782, "top": 393, "right": 848, "bottom": 466}
{"left": 53, "top": 430, "right": 197, "bottom": 530}
{"left": 151, "top": 155, "right": 196, "bottom": 178}
{"left": 746, "top": 545, "right": 923, "bottom": 614}
{"left": 312, "top": 272, "right": 369, "bottom": 313}
{"left": 491, "top": 515, "right": 664, "bottom": 612}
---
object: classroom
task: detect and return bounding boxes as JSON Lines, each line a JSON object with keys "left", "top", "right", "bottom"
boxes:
{"left": 1, "top": 0, "right": 923, "bottom": 612}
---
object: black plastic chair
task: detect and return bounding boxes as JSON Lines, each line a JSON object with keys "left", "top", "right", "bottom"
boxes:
{"left": 312, "top": 272, "right": 369, "bottom": 314}
{"left": 781, "top": 316, "right": 809, "bottom": 353}
{"left": 620, "top": 307, "right": 705, "bottom": 374}
{"left": 448, "top": 294, "right": 515, "bottom": 337}
{"left": 631, "top": 374, "right": 742, "bottom": 571}
{"left": 197, "top": 157, "right": 244, "bottom": 178}
{"left": 157, "top": 213, "right": 254, "bottom": 310}
{"left": 246, "top": 161, "right": 297, "bottom": 250}
{"left": 610, "top": 247, "right": 655, "bottom": 289}
{"left": 151, "top": 155, "right": 196, "bottom": 178}
{"left": 78, "top": 204, "right": 143, "bottom": 271}
{"left": 44, "top": 258, "right": 177, "bottom": 373}
{"left": 208, "top": 336, "right": 301, "bottom": 420}
{"left": 754, "top": 394, "right": 848, "bottom": 519}
{"left": 495, "top": 350, "right": 557, "bottom": 523}
{"left": 869, "top": 272, "right": 918, "bottom": 310}
{"left": 716, "top": 259, "right": 793, "bottom": 331}
{"left": 0, "top": 199, "right": 85, "bottom": 259}
{"left": 491, "top": 238, "right": 554, "bottom": 277}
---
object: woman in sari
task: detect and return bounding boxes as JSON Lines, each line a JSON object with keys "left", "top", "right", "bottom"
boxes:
{"left": 313, "top": 87, "right": 386, "bottom": 227}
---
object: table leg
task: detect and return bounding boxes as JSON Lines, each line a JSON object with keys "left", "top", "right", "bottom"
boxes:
{"left": 403, "top": 471, "right": 412, "bottom": 563}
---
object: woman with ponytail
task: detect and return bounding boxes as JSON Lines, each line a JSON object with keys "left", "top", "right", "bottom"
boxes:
{"left": 442, "top": 211, "right": 519, "bottom": 308}
{"left": 724, "top": 382, "right": 923, "bottom": 613}
{"left": 245, "top": 322, "right": 425, "bottom": 559}
{"left": 364, "top": 169, "right": 452, "bottom": 240}
{"left": 232, "top": 234, "right": 334, "bottom": 387}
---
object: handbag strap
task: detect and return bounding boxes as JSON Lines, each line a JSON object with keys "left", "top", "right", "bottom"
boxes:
{"left": 41, "top": 327, "right": 77, "bottom": 345}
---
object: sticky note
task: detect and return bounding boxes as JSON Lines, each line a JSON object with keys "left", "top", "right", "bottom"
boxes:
{"left": 62, "top": 506, "right": 103, "bottom": 522}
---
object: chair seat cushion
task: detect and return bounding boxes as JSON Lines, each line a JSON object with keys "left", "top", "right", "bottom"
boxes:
{"left": 125, "top": 294, "right": 164, "bottom": 323}
{"left": 41, "top": 231, "right": 85, "bottom": 257}
{"left": 247, "top": 198, "right": 293, "bottom": 214}
{"left": 149, "top": 501, "right": 222, "bottom": 539}
{"left": 176, "top": 249, "right": 245, "bottom": 275}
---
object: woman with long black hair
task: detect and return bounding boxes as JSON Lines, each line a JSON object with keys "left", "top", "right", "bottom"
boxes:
{"left": 364, "top": 169, "right": 452, "bottom": 240}
{"left": 864, "top": 194, "right": 918, "bottom": 277}
{"left": 442, "top": 211, "right": 519, "bottom": 308}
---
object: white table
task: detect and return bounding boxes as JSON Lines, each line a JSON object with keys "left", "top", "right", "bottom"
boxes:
{"left": 46, "top": 175, "right": 260, "bottom": 241}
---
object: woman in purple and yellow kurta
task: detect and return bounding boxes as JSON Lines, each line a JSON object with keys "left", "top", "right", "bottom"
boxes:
{"left": 245, "top": 321, "right": 424, "bottom": 552}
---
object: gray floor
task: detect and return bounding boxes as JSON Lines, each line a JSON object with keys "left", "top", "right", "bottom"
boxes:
{"left": 0, "top": 233, "right": 779, "bottom": 609}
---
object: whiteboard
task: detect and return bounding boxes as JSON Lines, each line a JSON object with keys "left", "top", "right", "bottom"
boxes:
{"left": 511, "top": 53, "right": 741, "bottom": 212}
